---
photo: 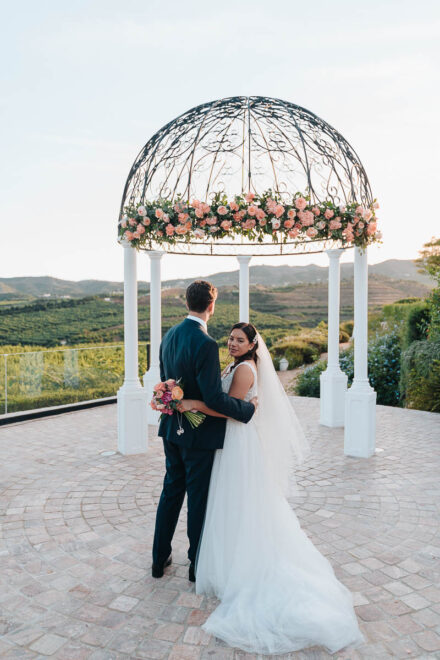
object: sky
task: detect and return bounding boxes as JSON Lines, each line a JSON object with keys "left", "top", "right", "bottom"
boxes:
{"left": 1, "top": 0, "right": 439, "bottom": 283}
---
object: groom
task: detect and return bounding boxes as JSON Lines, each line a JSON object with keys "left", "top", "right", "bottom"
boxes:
{"left": 152, "top": 280, "right": 256, "bottom": 581}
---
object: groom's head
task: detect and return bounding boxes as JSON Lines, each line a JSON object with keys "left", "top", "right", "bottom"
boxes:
{"left": 186, "top": 280, "right": 218, "bottom": 320}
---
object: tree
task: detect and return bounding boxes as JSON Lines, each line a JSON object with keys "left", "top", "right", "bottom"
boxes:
{"left": 416, "top": 237, "right": 440, "bottom": 340}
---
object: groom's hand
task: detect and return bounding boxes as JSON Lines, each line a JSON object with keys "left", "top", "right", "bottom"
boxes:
{"left": 250, "top": 396, "right": 258, "bottom": 411}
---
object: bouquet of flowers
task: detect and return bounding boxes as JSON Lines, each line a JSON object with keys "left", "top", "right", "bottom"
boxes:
{"left": 150, "top": 378, "right": 205, "bottom": 435}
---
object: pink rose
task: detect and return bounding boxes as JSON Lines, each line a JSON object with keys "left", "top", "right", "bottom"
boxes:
{"left": 283, "top": 219, "right": 294, "bottom": 229}
{"left": 137, "top": 224, "right": 145, "bottom": 234}
{"left": 143, "top": 217, "right": 151, "bottom": 226}
{"left": 201, "top": 203, "right": 211, "bottom": 214}
{"left": 178, "top": 213, "right": 189, "bottom": 223}
{"left": 209, "top": 226, "right": 218, "bottom": 233}
{"left": 175, "top": 225, "right": 187, "bottom": 235}
{"left": 312, "top": 206, "right": 321, "bottom": 216}
{"left": 256, "top": 208, "right": 266, "bottom": 220}
{"left": 288, "top": 228, "right": 299, "bottom": 238}
{"left": 324, "top": 209, "right": 334, "bottom": 220}
{"left": 298, "top": 210, "right": 314, "bottom": 227}
{"left": 248, "top": 205, "right": 258, "bottom": 216}
{"left": 355, "top": 205, "right": 364, "bottom": 215}
{"left": 306, "top": 227, "right": 318, "bottom": 238}
{"left": 199, "top": 220, "right": 207, "bottom": 227}
{"left": 121, "top": 220, "right": 127, "bottom": 228}
{"left": 157, "top": 230, "right": 164, "bottom": 237}
{"left": 373, "top": 201, "right": 380, "bottom": 209}
{"left": 194, "top": 228, "right": 205, "bottom": 239}
{"left": 217, "top": 205, "right": 228, "bottom": 216}
{"left": 165, "top": 224, "right": 175, "bottom": 236}
{"left": 266, "top": 198, "right": 277, "bottom": 213}
{"left": 137, "top": 206, "right": 147, "bottom": 216}
{"left": 287, "top": 209, "right": 296, "bottom": 220}
{"left": 133, "top": 231, "right": 140, "bottom": 239}
{"left": 124, "top": 230, "right": 133, "bottom": 240}
{"left": 363, "top": 209, "right": 372, "bottom": 221}
{"left": 259, "top": 218, "right": 267, "bottom": 227}
{"left": 367, "top": 222, "right": 377, "bottom": 235}
{"left": 245, "top": 192, "right": 255, "bottom": 203}
{"left": 155, "top": 208, "right": 163, "bottom": 219}
{"left": 275, "top": 204, "right": 285, "bottom": 218}
{"left": 329, "top": 220, "right": 342, "bottom": 230}
{"left": 129, "top": 218, "right": 136, "bottom": 226}
{"left": 358, "top": 221, "right": 365, "bottom": 229}
{"left": 190, "top": 199, "right": 200, "bottom": 208}
{"left": 230, "top": 201, "right": 239, "bottom": 212}
{"left": 195, "top": 207, "right": 205, "bottom": 218}
{"left": 295, "top": 197, "right": 307, "bottom": 211}
{"left": 221, "top": 220, "right": 232, "bottom": 230}
{"left": 206, "top": 216, "right": 218, "bottom": 225}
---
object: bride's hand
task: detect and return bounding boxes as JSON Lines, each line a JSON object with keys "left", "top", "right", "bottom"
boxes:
{"left": 176, "top": 399, "right": 198, "bottom": 413}
{"left": 250, "top": 396, "right": 258, "bottom": 411}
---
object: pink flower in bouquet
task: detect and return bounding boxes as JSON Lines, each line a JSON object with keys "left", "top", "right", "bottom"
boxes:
{"left": 121, "top": 220, "right": 127, "bottom": 228}
{"left": 157, "top": 230, "right": 164, "bottom": 237}
{"left": 200, "top": 202, "right": 211, "bottom": 214}
{"left": 356, "top": 205, "right": 364, "bottom": 215}
{"left": 312, "top": 206, "right": 321, "bottom": 216}
{"left": 190, "top": 199, "right": 200, "bottom": 208}
{"left": 133, "top": 231, "right": 140, "bottom": 239}
{"left": 155, "top": 208, "right": 164, "bottom": 219}
{"left": 206, "top": 216, "right": 218, "bottom": 225}
{"left": 242, "top": 218, "right": 256, "bottom": 230}
{"left": 259, "top": 218, "right": 267, "bottom": 227}
{"left": 306, "top": 227, "right": 318, "bottom": 238}
{"left": 171, "top": 386, "right": 184, "bottom": 400}
{"left": 248, "top": 205, "right": 258, "bottom": 216}
{"left": 295, "top": 197, "right": 307, "bottom": 211}
{"left": 175, "top": 225, "right": 188, "bottom": 235}
{"left": 154, "top": 382, "right": 166, "bottom": 391}
{"left": 287, "top": 209, "right": 296, "bottom": 220}
{"left": 137, "top": 206, "right": 147, "bottom": 216}
{"left": 363, "top": 209, "right": 372, "bottom": 221}
{"left": 367, "top": 222, "right": 377, "bottom": 235}
{"left": 124, "top": 231, "right": 133, "bottom": 241}
{"left": 129, "top": 218, "right": 136, "bottom": 226}
{"left": 324, "top": 209, "right": 334, "bottom": 220}
{"left": 165, "top": 224, "right": 175, "bottom": 236}
{"left": 209, "top": 226, "right": 218, "bottom": 233}
{"left": 178, "top": 213, "right": 189, "bottom": 223}
{"left": 256, "top": 208, "right": 266, "bottom": 220}
{"left": 143, "top": 217, "right": 151, "bottom": 226}
{"left": 137, "top": 224, "right": 145, "bottom": 234}
{"left": 195, "top": 207, "right": 205, "bottom": 218}
{"left": 358, "top": 221, "right": 365, "bottom": 229}
{"left": 245, "top": 192, "right": 255, "bottom": 203}
{"left": 329, "top": 220, "right": 342, "bottom": 230}
{"left": 352, "top": 216, "right": 359, "bottom": 225}
{"left": 199, "top": 219, "right": 207, "bottom": 227}
{"left": 266, "top": 198, "right": 277, "bottom": 213}
{"left": 218, "top": 205, "right": 228, "bottom": 216}
{"left": 221, "top": 220, "right": 232, "bottom": 230}
{"left": 288, "top": 228, "right": 299, "bottom": 238}
{"left": 316, "top": 220, "right": 326, "bottom": 230}
{"left": 274, "top": 204, "right": 285, "bottom": 218}
{"left": 230, "top": 201, "right": 239, "bottom": 212}
{"left": 284, "top": 219, "right": 294, "bottom": 229}
{"left": 194, "top": 228, "right": 205, "bottom": 239}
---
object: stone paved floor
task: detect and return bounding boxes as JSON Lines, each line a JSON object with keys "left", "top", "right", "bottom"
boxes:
{"left": 0, "top": 399, "right": 440, "bottom": 659}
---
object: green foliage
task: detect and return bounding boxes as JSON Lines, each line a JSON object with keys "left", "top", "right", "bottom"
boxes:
{"left": 295, "top": 330, "right": 402, "bottom": 406}
{"left": 340, "top": 320, "right": 354, "bottom": 337}
{"left": 400, "top": 339, "right": 440, "bottom": 406}
{"left": 270, "top": 327, "right": 327, "bottom": 369}
{"left": 294, "top": 360, "right": 327, "bottom": 397}
{"left": 405, "top": 360, "right": 440, "bottom": 412}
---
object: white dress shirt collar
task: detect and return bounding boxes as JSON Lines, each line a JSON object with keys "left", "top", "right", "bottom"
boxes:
{"left": 187, "top": 314, "right": 208, "bottom": 332}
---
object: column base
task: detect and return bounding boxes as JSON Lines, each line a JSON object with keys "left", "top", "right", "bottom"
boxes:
{"left": 344, "top": 381, "right": 377, "bottom": 457}
{"left": 320, "top": 368, "right": 348, "bottom": 427}
{"left": 143, "top": 366, "right": 162, "bottom": 426}
{"left": 117, "top": 381, "right": 149, "bottom": 455}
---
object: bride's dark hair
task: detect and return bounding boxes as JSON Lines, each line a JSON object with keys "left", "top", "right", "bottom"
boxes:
{"left": 230, "top": 322, "right": 259, "bottom": 369}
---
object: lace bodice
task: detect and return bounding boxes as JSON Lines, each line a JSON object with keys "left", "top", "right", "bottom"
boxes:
{"left": 221, "top": 361, "right": 258, "bottom": 401}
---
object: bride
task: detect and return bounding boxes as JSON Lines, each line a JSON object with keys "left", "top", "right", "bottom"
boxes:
{"left": 177, "top": 322, "right": 365, "bottom": 655}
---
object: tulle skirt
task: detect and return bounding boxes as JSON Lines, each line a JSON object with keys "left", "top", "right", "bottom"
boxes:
{"left": 195, "top": 418, "right": 366, "bottom": 655}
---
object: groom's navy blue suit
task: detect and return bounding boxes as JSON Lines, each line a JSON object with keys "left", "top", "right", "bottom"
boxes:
{"left": 152, "top": 317, "right": 255, "bottom": 566}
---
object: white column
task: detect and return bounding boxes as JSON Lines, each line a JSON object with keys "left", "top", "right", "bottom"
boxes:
{"left": 320, "top": 249, "right": 347, "bottom": 426}
{"left": 237, "top": 255, "right": 252, "bottom": 322}
{"left": 143, "top": 251, "right": 164, "bottom": 425}
{"left": 117, "top": 239, "right": 148, "bottom": 455}
{"left": 344, "top": 246, "right": 376, "bottom": 457}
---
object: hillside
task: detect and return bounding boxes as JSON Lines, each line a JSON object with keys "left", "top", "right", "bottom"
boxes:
{"left": 0, "top": 259, "right": 432, "bottom": 301}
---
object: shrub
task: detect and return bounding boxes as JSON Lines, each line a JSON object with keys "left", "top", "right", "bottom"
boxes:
{"left": 340, "top": 320, "right": 354, "bottom": 337}
{"left": 400, "top": 339, "right": 440, "bottom": 406}
{"left": 295, "top": 360, "right": 327, "bottom": 397}
{"left": 403, "top": 303, "right": 430, "bottom": 348}
{"left": 405, "top": 360, "right": 440, "bottom": 412}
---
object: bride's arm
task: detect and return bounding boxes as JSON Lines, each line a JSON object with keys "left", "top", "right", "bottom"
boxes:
{"left": 178, "top": 366, "right": 255, "bottom": 418}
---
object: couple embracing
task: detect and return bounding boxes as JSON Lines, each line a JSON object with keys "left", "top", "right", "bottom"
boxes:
{"left": 152, "top": 280, "right": 364, "bottom": 655}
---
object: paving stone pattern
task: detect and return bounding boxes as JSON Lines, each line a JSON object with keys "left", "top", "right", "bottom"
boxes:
{"left": 0, "top": 398, "right": 439, "bottom": 659}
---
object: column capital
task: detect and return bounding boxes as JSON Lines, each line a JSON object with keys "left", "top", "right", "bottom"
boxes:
{"left": 119, "top": 238, "right": 136, "bottom": 249}
{"left": 236, "top": 255, "right": 252, "bottom": 264}
{"left": 326, "top": 248, "right": 343, "bottom": 259}
{"left": 147, "top": 250, "right": 164, "bottom": 260}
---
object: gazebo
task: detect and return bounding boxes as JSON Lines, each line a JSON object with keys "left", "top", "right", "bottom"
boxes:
{"left": 116, "top": 96, "right": 379, "bottom": 459}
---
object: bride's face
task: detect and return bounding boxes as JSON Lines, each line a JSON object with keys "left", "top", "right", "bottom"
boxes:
{"left": 228, "top": 328, "right": 252, "bottom": 359}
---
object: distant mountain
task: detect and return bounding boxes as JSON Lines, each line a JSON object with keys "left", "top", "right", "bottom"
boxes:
{"left": 0, "top": 259, "right": 432, "bottom": 299}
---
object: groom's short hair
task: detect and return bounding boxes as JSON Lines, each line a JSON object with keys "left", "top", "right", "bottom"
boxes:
{"left": 186, "top": 280, "right": 218, "bottom": 313}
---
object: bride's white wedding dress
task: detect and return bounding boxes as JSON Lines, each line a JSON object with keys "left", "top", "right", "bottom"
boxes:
{"left": 195, "top": 356, "right": 365, "bottom": 655}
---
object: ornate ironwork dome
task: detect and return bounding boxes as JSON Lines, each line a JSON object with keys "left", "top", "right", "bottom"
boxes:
{"left": 119, "top": 96, "right": 373, "bottom": 256}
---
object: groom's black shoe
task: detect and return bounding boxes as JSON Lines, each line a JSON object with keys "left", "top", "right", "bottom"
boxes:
{"left": 189, "top": 563, "right": 196, "bottom": 583}
{"left": 152, "top": 554, "right": 172, "bottom": 578}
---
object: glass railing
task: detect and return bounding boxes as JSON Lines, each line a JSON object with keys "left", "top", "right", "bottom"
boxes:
{"left": 0, "top": 343, "right": 149, "bottom": 415}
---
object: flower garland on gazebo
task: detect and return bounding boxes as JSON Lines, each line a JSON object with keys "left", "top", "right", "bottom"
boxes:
{"left": 119, "top": 191, "right": 381, "bottom": 249}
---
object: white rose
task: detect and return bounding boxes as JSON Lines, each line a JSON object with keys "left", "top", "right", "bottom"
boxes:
{"left": 271, "top": 219, "right": 281, "bottom": 229}
{"left": 194, "top": 228, "right": 205, "bottom": 239}
{"left": 137, "top": 206, "right": 147, "bottom": 216}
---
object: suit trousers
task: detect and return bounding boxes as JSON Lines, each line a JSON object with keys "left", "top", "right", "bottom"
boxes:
{"left": 152, "top": 438, "right": 216, "bottom": 565}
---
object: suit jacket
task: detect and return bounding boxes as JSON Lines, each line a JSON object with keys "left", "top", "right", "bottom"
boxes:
{"left": 158, "top": 318, "right": 255, "bottom": 449}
